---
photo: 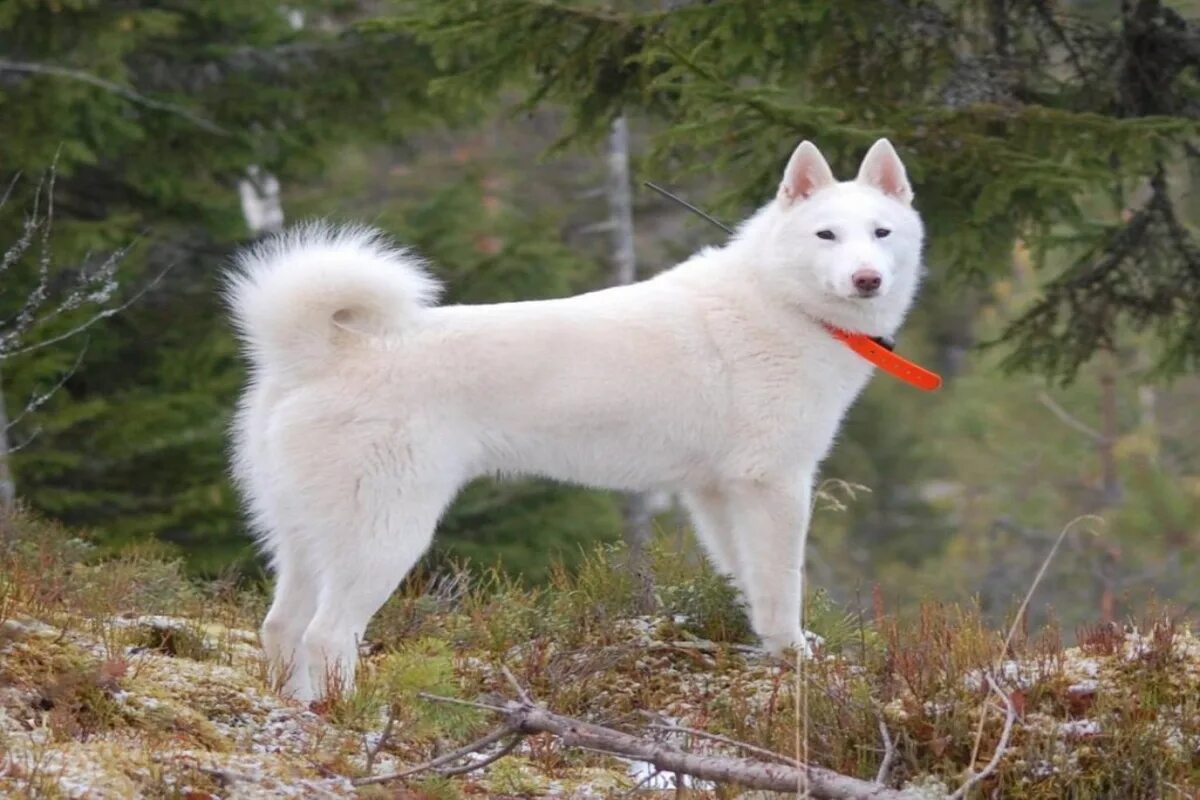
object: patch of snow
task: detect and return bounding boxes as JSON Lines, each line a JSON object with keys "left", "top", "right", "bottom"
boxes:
{"left": 965, "top": 660, "right": 1036, "bottom": 692}
{"left": 627, "top": 758, "right": 716, "bottom": 791}
{"left": 1060, "top": 719, "right": 1101, "bottom": 738}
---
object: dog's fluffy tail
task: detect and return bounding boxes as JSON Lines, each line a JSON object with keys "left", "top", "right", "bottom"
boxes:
{"left": 226, "top": 224, "right": 440, "bottom": 378}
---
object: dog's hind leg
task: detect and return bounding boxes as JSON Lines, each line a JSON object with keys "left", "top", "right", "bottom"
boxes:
{"left": 300, "top": 467, "right": 460, "bottom": 700}
{"left": 723, "top": 476, "right": 813, "bottom": 655}
{"left": 681, "top": 488, "right": 744, "bottom": 593}
{"left": 260, "top": 536, "right": 320, "bottom": 701}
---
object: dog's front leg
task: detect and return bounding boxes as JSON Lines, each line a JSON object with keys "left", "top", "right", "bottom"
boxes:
{"left": 725, "top": 476, "right": 813, "bottom": 655}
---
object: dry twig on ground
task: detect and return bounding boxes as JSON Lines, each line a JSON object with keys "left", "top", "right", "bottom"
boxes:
{"left": 355, "top": 683, "right": 907, "bottom": 799}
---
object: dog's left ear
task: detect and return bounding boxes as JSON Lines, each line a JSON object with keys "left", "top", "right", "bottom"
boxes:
{"left": 856, "top": 139, "right": 913, "bottom": 205}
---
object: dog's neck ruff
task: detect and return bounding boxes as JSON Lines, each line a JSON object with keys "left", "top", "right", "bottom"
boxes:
{"left": 823, "top": 323, "right": 943, "bottom": 391}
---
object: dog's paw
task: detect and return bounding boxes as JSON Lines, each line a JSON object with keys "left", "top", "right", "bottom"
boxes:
{"left": 758, "top": 628, "right": 825, "bottom": 659}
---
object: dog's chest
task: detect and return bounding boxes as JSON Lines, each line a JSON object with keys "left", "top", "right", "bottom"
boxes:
{"left": 723, "top": 329, "right": 875, "bottom": 464}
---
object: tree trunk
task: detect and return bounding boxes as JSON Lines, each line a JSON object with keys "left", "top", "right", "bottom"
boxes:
{"left": 1095, "top": 349, "right": 1123, "bottom": 621}
{"left": 238, "top": 166, "right": 284, "bottom": 236}
{"left": 606, "top": 115, "right": 656, "bottom": 611}
{"left": 1098, "top": 350, "right": 1121, "bottom": 507}
{"left": 0, "top": 370, "right": 14, "bottom": 511}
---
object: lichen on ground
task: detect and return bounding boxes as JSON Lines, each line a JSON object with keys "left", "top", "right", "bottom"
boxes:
{"left": 1, "top": 513, "right": 1198, "bottom": 798}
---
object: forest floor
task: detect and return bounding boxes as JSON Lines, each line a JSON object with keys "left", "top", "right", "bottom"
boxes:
{"left": 1, "top": 511, "right": 1198, "bottom": 799}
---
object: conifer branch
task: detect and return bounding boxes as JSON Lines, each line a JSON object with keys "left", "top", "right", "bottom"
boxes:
{"left": 0, "top": 59, "right": 230, "bottom": 135}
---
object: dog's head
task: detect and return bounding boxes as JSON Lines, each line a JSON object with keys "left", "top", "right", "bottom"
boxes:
{"left": 747, "top": 139, "right": 924, "bottom": 336}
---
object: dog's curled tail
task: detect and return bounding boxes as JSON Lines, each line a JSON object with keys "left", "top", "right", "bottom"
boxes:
{"left": 226, "top": 224, "right": 440, "bottom": 378}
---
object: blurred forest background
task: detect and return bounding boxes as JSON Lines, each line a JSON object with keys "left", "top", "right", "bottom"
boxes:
{"left": 1, "top": 0, "right": 1198, "bottom": 635}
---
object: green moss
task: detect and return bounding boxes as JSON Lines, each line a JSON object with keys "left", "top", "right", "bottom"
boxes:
{"left": 2, "top": 512, "right": 1199, "bottom": 797}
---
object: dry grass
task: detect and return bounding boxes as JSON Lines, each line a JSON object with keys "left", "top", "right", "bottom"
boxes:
{"left": 1, "top": 507, "right": 1198, "bottom": 798}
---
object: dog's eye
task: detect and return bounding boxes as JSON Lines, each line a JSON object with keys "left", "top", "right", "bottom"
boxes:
{"left": 874, "top": 228, "right": 891, "bottom": 239}
{"left": 816, "top": 230, "right": 836, "bottom": 241}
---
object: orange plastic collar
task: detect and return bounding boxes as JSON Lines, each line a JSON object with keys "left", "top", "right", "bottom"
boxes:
{"left": 824, "top": 324, "right": 943, "bottom": 391}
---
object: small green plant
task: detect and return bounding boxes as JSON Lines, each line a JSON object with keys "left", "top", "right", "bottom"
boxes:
{"left": 123, "top": 622, "right": 213, "bottom": 662}
{"left": 655, "top": 566, "right": 753, "bottom": 644}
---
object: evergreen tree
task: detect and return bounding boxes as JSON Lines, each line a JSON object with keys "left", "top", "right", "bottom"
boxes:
{"left": 0, "top": 1, "right": 442, "bottom": 569}
{"left": 394, "top": 0, "right": 1199, "bottom": 379}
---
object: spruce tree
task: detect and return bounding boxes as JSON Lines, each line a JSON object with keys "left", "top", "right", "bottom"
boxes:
{"left": 394, "top": 0, "right": 1199, "bottom": 379}
{"left": 0, "top": 1, "right": 442, "bottom": 568}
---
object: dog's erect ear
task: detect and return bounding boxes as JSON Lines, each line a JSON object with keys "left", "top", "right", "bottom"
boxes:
{"left": 778, "top": 141, "right": 836, "bottom": 205}
{"left": 856, "top": 138, "right": 913, "bottom": 205}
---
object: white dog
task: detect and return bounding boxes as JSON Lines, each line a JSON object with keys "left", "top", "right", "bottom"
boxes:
{"left": 228, "top": 139, "right": 928, "bottom": 702}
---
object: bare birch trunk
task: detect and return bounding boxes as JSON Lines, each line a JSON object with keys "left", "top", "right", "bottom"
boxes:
{"left": 606, "top": 115, "right": 655, "bottom": 611}
{"left": 238, "top": 166, "right": 284, "bottom": 236}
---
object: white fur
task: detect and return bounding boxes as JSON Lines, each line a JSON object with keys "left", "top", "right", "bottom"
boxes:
{"left": 228, "top": 139, "right": 925, "bottom": 701}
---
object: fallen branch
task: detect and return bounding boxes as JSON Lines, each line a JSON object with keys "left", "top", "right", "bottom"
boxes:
{"left": 396, "top": 692, "right": 906, "bottom": 799}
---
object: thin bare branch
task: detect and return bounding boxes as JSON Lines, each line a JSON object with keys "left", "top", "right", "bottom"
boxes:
{"left": 875, "top": 717, "right": 897, "bottom": 785}
{"left": 0, "top": 173, "right": 45, "bottom": 285}
{"left": 645, "top": 720, "right": 800, "bottom": 767}
{"left": 0, "top": 173, "right": 20, "bottom": 210}
{"left": 5, "top": 341, "right": 88, "bottom": 432}
{"left": 950, "top": 674, "right": 1018, "bottom": 800}
{"left": 7, "top": 426, "right": 41, "bottom": 454}
{"left": 2, "top": 261, "right": 171, "bottom": 360}
{"left": 362, "top": 705, "right": 397, "bottom": 776}
{"left": 499, "top": 664, "right": 532, "bottom": 704}
{"left": 643, "top": 180, "right": 733, "bottom": 235}
{"left": 47, "top": 246, "right": 124, "bottom": 319}
{"left": 967, "top": 515, "right": 1100, "bottom": 778}
{"left": 436, "top": 735, "right": 521, "bottom": 777}
{"left": 352, "top": 723, "right": 520, "bottom": 786}
{"left": 1037, "top": 391, "right": 1103, "bottom": 442}
{"left": 0, "top": 59, "right": 229, "bottom": 136}
{"left": 414, "top": 692, "right": 507, "bottom": 714}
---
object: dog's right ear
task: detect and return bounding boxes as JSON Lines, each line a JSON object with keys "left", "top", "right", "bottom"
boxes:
{"left": 778, "top": 141, "right": 836, "bottom": 205}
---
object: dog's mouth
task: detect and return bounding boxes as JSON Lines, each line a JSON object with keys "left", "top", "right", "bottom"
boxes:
{"left": 842, "top": 287, "right": 883, "bottom": 301}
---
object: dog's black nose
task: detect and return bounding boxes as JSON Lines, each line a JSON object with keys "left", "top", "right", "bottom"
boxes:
{"left": 852, "top": 269, "right": 882, "bottom": 296}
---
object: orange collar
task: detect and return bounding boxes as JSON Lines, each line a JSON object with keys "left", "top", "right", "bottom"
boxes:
{"left": 824, "top": 324, "right": 942, "bottom": 391}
